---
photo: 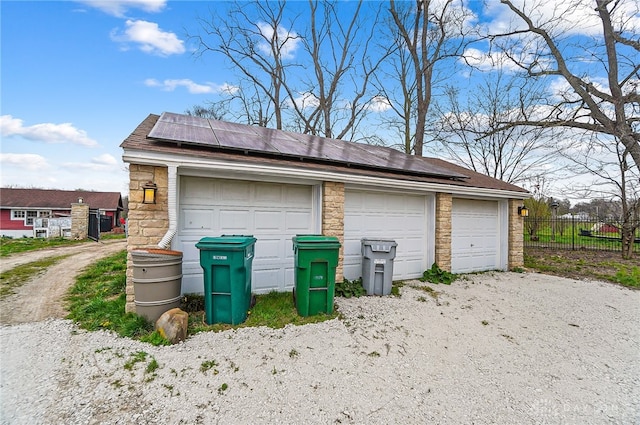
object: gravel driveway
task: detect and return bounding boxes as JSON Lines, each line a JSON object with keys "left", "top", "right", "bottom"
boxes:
{"left": 1, "top": 247, "right": 638, "bottom": 424}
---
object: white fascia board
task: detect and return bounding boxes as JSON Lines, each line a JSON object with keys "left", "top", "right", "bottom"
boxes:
{"left": 122, "top": 148, "right": 529, "bottom": 200}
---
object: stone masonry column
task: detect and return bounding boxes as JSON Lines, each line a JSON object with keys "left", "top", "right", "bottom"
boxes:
{"left": 508, "top": 199, "right": 525, "bottom": 269}
{"left": 125, "top": 164, "right": 169, "bottom": 313}
{"left": 434, "top": 193, "right": 452, "bottom": 272}
{"left": 322, "top": 181, "right": 345, "bottom": 282}
{"left": 70, "top": 203, "right": 89, "bottom": 240}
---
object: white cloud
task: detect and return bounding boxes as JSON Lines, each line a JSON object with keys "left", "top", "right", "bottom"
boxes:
{"left": 484, "top": 0, "right": 639, "bottom": 37}
{"left": 288, "top": 92, "right": 320, "bottom": 110}
{"left": 145, "top": 78, "right": 239, "bottom": 95}
{"left": 0, "top": 153, "right": 50, "bottom": 172}
{"left": 366, "top": 96, "right": 392, "bottom": 112}
{"left": 75, "top": 0, "right": 166, "bottom": 18}
{"left": 461, "top": 48, "right": 531, "bottom": 72}
{"left": 111, "top": 20, "right": 184, "bottom": 56}
{"left": 256, "top": 22, "right": 301, "bottom": 60}
{"left": 92, "top": 153, "right": 118, "bottom": 166}
{"left": 0, "top": 115, "right": 98, "bottom": 147}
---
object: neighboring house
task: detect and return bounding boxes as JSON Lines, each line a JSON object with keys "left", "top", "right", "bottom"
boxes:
{"left": 0, "top": 188, "right": 123, "bottom": 238}
{"left": 560, "top": 212, "right": 590, "bottom": 220}
{"left": 121, "top": 112, "right": 529, "bottom": 311}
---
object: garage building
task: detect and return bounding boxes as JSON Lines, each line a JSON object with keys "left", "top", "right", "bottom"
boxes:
{"left": 121, "top": 112, "right": 528, "bottom": 310}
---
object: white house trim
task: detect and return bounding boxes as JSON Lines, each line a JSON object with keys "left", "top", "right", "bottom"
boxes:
{"left": 123, "top": 149, "right": 528, "bottom": 200}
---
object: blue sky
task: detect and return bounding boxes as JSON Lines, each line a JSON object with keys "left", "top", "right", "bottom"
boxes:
{"left": 1, "top": 0, "right": 636, "bottom": 202}
{"left": 2, "top": 1, "right": 232, "bottom": 195}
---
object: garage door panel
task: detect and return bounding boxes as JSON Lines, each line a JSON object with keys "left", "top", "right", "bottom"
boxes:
{"left": 285, "top": 185, "right": 312, "bottom": 206}
{"left": 179, "top": 176, "right": 314, "bottom": 294}
{"left": 344, "top": 190, "right": 427, "bottom": 280}
{"left": 404, "top": 236, "right": 425, "bottom": 254}
{"left": 182, "top": 180, "right": 214, "bottom": 202}
{"left": 254, "top": 183, "right": 282, "bottom": 203}
{"left": 253, "top": 268, "right": 281, "bottom": 292}
{"left": 254, "top": 238, "right": 282, "bottom": 260}
{"left": 254, "top": 210, "right": 282, "bottom": 231}
{"left": 219, "top": 209, "right": 251, "bottom": 231}
{"left": 221, "top": 181, "right": 251, "bottom": 200}
{"left": 451, "top": 199, "right": 500, "bottom": 273}
{"left": 183, "top": 209, "right": 213, "bottom": 230}
{"left": 285, "top": 211, "right": 312, "bottom": 231}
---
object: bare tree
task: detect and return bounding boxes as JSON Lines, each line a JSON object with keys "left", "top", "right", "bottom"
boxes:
{"left": 373, "top": 20, "right": 415, "bottom": 153}
{"left": 284, "top": 0, "right": 389, "bottom": 141}
{"left": 562, "top": 133, "right": 639, "bottom": 258}
{"left": 430, "top": 69, "right": 557, "bottom": 184}
{"left": 487, "top": 0, "right": 640, "bottom": 169}
{"left": 190, "top": 0, "right": 301, "bottom": 129}
{"left": 387, "top": 0, "right": 471, "bottom": 156}
{"left": 486, "top": 0, "right": 639, "bottom": 257}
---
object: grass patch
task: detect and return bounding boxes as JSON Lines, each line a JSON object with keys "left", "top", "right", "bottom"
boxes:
{"left": 390, "top": 280, "right": 405, "bottom": 297}
{"left": 66, "top": 250, "right": 154, "bottom": 339}
{"left": 188, "top": 291, "right": 337, "bottom": 334}
{"left": 100, "top": 234, "right": 126, "bottom": 241}
{"left": 67, "top": 251, "right": 336, "bottom": 343}
{"left": 415, "top": 285, "right": 440, "bottom": 299}
{"left": 612, "top": 266, "right": 640, "bottom": 288}
{"left": 0, "top": 237, "right": 87, "bottom": 257}
{"left": 524, "top": 249, "right": 639, "bottom": 289}
{"left": 0, "top": 255, "right": 69, "bottom": 299}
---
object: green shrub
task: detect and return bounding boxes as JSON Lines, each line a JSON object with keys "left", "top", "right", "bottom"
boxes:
{"left": 335, "top": 277, "right": 366, "bottom": 298}
{"left": 420, "top": 263, "right": 457, "bottom": 285}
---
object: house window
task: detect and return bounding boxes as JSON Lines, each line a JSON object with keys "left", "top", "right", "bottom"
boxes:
{"left": 11, "top": 210, "right": 26, "bottom": 220}
{"left": 11, "top": 209, "right": 52, "bottom": 225}
{"left": 25, "top": 211, "right": 38, "bottom": 226}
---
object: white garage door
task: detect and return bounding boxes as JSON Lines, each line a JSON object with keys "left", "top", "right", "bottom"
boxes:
{"left": 451, "top": 199, "right": 502, "bottom": 273}
{"left": 344, "top": 190, "right": 428, "bottom": 280}
{"left": 177, "top": 176, "right": 315, "bottom": 294}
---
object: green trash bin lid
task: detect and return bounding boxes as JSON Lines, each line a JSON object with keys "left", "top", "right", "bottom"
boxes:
{"left": 293, "top": 234, "right": 341, "bottom": 249}
{"left": 196, "top": 235, "right": 256, "bottom": 249}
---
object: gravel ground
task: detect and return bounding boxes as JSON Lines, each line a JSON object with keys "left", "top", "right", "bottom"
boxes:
{"left": 1, "top": 272, "right": 639, "bottom": 424}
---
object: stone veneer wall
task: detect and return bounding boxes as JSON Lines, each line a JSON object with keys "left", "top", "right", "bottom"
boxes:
{"left": 434, "top": 193, "right": 453, "bottom": 271}
{"left": 322, "top": 181, "right": 345, "bottom": 282}
{"left": 70, "top": 203, "right": 89, "bottom": 240}
{"left": 125, "top": 164, "right": 169, "bottom": 313}
{"left": 508, "top": 199, "right": 525, "bottom": 269}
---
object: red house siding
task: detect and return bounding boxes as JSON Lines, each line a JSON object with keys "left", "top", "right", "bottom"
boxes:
{"left": 0, "top": 209, "right": 30, "bottom": 231}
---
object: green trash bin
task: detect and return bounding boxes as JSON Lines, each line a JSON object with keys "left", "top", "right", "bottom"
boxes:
{"left": 292, "top": 235, "right": 341, "bottom": 317}
{"left": 196, "top": 235, "right": 257, "bottom": 325}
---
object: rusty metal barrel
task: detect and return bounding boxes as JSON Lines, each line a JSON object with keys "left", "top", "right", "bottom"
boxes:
{"left": 131, "top": 249, "right": 183, "bottom": 323}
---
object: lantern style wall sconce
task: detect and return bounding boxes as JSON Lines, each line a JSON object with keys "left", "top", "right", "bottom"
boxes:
{"left": 142, "top": 181, "right": 158, "bottom": 204}
{"left": 518, "top": 206, "right": 529, "bottom": 217}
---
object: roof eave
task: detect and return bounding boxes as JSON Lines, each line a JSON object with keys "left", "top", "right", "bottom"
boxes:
{"left": 123, "top": 148, "right": 530, "bottom": 200}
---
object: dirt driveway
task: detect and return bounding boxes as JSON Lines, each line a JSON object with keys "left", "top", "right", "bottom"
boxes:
{"left": 0, "top": 239, "right": 127, "bottom": 325}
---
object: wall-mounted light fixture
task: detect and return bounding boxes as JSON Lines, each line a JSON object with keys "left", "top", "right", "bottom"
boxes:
{"left": 142, "top": 181, "right": 158, "bottom": 204}
{"left": 518, "top": 206, "right": 529, "bottom": 217}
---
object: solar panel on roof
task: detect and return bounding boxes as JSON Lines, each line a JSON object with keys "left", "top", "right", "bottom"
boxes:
{"left": 158, "top": 112, "right": 211, "bottom": 128}
{"left": 147, "top": 112, "right": 468, "bottom": 179}
{"left": 148, "top": 121, "right": 219, "bottom": 146}
{"left": 213, "top": 128, "right": 281, "bottom": 154}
